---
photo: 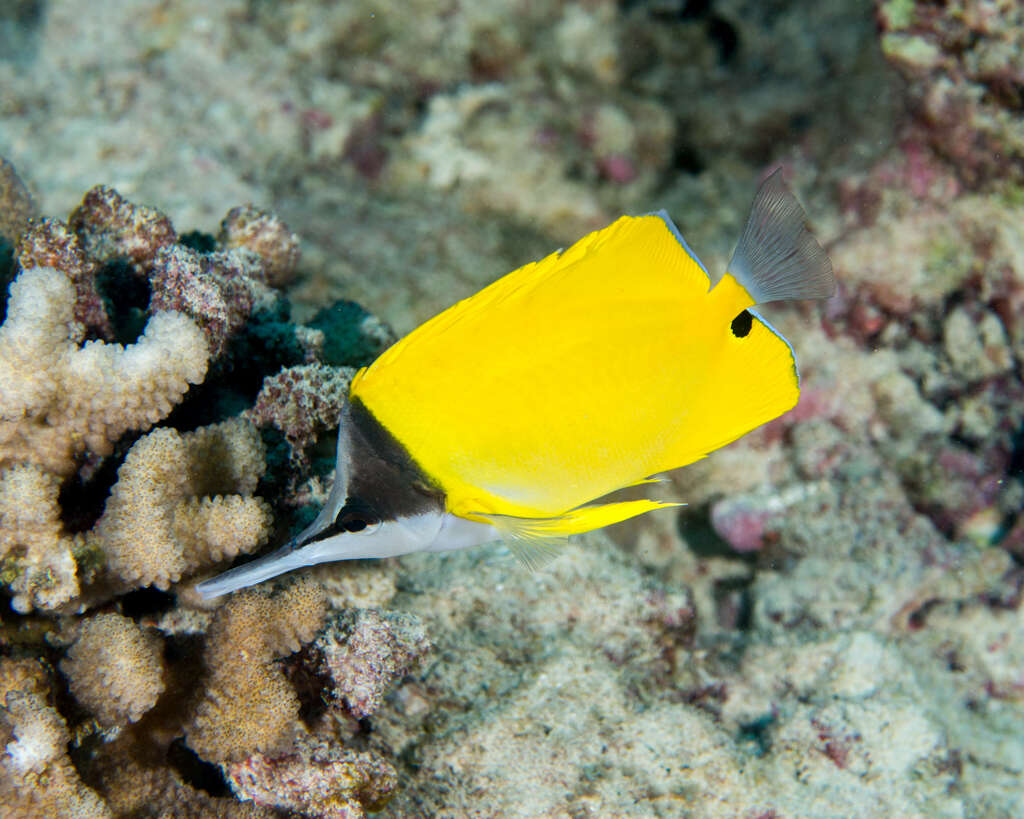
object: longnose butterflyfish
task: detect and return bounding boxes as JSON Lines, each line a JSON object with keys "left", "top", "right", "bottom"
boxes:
{"left": 197, "top": 171, "right": 834, "bottom": 598}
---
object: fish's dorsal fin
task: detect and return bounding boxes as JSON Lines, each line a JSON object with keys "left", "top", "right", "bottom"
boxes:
{"left": 723, "top": 169, "right": 835, "bottom": 304}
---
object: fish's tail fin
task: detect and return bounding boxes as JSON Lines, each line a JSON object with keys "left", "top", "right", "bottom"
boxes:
{"left": 723, "top": 169, "right": 835, "bottom": 304}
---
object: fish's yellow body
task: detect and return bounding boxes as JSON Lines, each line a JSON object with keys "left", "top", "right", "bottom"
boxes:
{"left": 351, "top": 213, "right": 798, "bottom": 538}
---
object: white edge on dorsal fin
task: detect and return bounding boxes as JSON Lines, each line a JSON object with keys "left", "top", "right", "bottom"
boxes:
{"left": 648, "top": 208, "right": 712, "bottom": 285}
{"left": 725, "top": 169, "right": 835, "bottom": 304}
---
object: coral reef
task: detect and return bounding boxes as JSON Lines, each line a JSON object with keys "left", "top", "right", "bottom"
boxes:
{"left": 1, "top": 157, "right": 415, "bottom": 814}
{"left": 1, "top": 1, "right": 1023, "bottom": 815}
{"left": 0, "top": 156, "right": 376, "bottom": 611}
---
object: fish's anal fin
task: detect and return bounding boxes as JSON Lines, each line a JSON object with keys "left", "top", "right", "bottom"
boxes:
{"left": 725, "top": 168, "right": 835, "bottom": 304}
{"left": 478, "top": 499, "right": 683, "bottom": 569}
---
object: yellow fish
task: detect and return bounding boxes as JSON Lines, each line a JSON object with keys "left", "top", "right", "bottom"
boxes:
{"left": 198, "top": 171, "right": 833, "bottom": 597}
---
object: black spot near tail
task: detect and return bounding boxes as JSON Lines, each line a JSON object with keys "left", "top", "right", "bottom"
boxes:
{"left": 731, "top": 310, "right": 753, "bottom": 338}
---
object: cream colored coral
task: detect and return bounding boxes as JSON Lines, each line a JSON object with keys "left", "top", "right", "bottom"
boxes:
{"left": 0, "top": 465, "right": 79, "bottom": 613}
{"left": 0, "top": 662, "right": 111, "bottom": 818}
{"left": 0, "top": 659, "right": 49, "bottom": 704}
{"left": 0, "top": 265, "right": 210, "bottom": 477}
{"left": 186, "top": 580, "right": 327, "bottom": 764}
{"left": 60, "top": 613, "right": 166, "bottom": 728}
{"left": 90, "top": 417, "right": 273, "bottom": 589}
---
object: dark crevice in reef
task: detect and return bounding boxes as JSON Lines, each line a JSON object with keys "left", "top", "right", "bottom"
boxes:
{"left": 167, "top": 737, "right": 231, "bottom": 798}
{"left": 164, "top": 296, "right": 308, "bottom": 433}
{"left": 0, "top": 236, "right": 14, "bottom": 321}
{"left": 119, "top": 587, "right": 177, "bottom": 620}
{"left": 95, "top": 259, "right": 152, "bottom": 345}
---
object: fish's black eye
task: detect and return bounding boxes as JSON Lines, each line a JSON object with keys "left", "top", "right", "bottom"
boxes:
{"left": 731, "top": 310, "right": 753, "bottom": 338}
{"left": 334, "top": 500, "right": 379, "bottom": 533}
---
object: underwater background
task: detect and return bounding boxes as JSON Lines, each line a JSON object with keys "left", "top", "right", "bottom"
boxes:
{"left": 0, "top": 0, "right": 1022, "bottom": 816}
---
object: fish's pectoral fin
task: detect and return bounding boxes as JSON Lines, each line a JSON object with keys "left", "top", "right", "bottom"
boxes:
{"left": 478, "top": 499, "right": 683, "bottom": 569}
{"left": 725, "top": 168, "right": 835, "bottom": 304}
{"left": 503, "top": 532, "right": 567, "bottom": 572}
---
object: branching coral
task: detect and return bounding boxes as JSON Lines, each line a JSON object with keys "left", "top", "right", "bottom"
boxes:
{"left": 0, "top": 154, "right": 423, "bottom": 819}
{"left": 89, "top": 417, "right": 273, "bottom": 590}
{"left": 0, "top": 158, "right": 421, "bottom": 815}
{"left": 0, "top": 464, "right": 80, "bottom": 613}
{"left": 1, "top": 417, "right": 272, "bottom": 610}
{"left": 0, "top": 265, "right": 209, "bottom": 477}
{"left": 0, "top": 659, "right": 111, "bottom": 819}
{"left": 60, "top": 612, "right": 166, "bottom": 728}
{"left": 185, "top": 579, "right": 328, "bottom": 763}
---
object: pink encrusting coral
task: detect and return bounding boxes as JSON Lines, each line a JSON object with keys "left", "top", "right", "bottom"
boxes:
{"left": 148, "top": 243, "right": 276, "bottom": 359}
{"left": 226, "top": 737, "right": 398, "bottom": 819}
{"left": 246, "top": 363, "right": 354, "bottom": 471}
{"left": 68, "top": 185, "right": 177, "bottom": 270}
{"left": 219, "top": 205, "right": 302, "bottom": 288}
{"left": 317, "top": 608, "right": 431, "bottom": 719}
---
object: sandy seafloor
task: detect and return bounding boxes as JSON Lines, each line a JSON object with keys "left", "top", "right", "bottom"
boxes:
{"left": 1, "top": 1, "right": 1023, "bottom": 817}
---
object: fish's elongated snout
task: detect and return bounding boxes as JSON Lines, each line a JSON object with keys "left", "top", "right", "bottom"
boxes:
{"left": 194, "top": 538, "right": 312, "bottom": 598}
{"left": 194, "top": 510, "right": 456, "bottom": 599}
